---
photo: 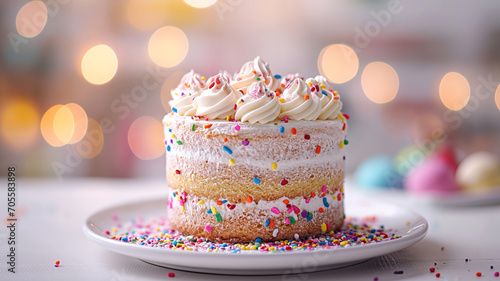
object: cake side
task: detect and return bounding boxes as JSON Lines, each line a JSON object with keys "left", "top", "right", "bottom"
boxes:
{"left": 163, "top": 57, "right": 348, "bottom": 242}
{"left": 164, "top": 115, "right": 346, "bottom": 202}
{"left": 164, "top": 115, "right": 347, "bottom": 242}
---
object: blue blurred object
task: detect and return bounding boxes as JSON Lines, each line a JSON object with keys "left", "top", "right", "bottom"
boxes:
{"left": 354, "top": 155, "right": 404, "bottom": 189}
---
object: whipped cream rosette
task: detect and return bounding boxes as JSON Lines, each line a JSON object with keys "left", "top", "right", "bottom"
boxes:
{"left": 234, "top": 81, "right": 281, "bottom": 124}
{"left": 194, "top": 74, "right": 243, "bottom": 120}
{"left": 169, "top": 70, "right": 207, "bottom": 116}
{"left": 313, "top": 76, "right": 343, "bottom": 120}
{"left": 281, "top": 73, "right": 303, "bottom": 89}
{"left": 278, "top": 78, "right": 322, "bottom": 121}
{"left": 231, "top": 56, "right": 279, "bottom": 94}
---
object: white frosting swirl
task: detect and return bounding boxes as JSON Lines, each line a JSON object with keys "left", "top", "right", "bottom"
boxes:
{"left": 231, "top": 56, "right": 278, "bottom": 94}
{"left": 194, "top": 74, "right": 243, "bottom": 120}
{"left": 314, "top": 75, "right": 334, "bottom": 92}
{"left": 169, "top": 70, "right": 207, "bottom": 116}
{"left": 279, "top": 78, "right": 322, "bottom": 121}
{"left": 313, "top": 76, "right": 343, "bottom": 120}
{"left": 281, "top": 73, "right": 303, "bottom": 89}
{"left": 235, "top": 82, "right": 281, "bottom": 124}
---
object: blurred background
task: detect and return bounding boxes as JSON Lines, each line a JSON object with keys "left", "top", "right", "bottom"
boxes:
{"left": 1, "top": 0, "right": 500, "bottom": 181}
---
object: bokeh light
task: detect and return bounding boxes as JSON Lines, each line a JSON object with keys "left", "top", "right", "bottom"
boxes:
{"left": 439, "top": 72, "right": 470, "bottom": 111}
{"left": 128, "top": 116, "right": 165, "bottom": 160}
{"left": 65, "top": 103, "right": 88, "bottom": 144}
{"left": 161, "top": 71, "right": 185, "bottom": 112}
{"left": 148, "top": 26, "right": 189, "bottom": 68}
{"left": 184, "top": 0, "right": 217, "bottom": 8}
{"left": 361, "top": 62, "right": 399, "bottom": 104}
{"left": 0, "top": 98, "right": 39, "bottom": 151}
{"left": 16, "top": 1, "right": 47, "bottom": 38}
{"left": 126, "top": 0, "right": 169, "bottom": 31}
{"left": 72, "top": 118, "right": 104, "bottom": 159}
{"left": 53, "top": 105, "right": 75, "bottom": 145}
{"left": 41, "top": 104, "right": 65, "bottom": 147}
{"left": 318, "top": 44, "right": 359, "bottom": 84}
{"left": 81, "top": 44, "right": 118, "bottom": 85}
{"left": 494, "top": 84, "right": 500, "bottom": 111}
{"left": 41, "top": 103, "right": 88, "bottom": 146}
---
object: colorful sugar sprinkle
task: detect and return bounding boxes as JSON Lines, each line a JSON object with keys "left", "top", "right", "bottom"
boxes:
{"left": 253, "top": 177, "right": 261, "bottom": 184}
{"left": 247, "top": 196, "right": 253, "bottom": 203}
{"left": 242, "top": 139, "right": 249, "bottom": 146}
{"left": 271, "top": 207, "right": 280, "bottom": 214}
{"left": 229, "top": 159, "right": 235, "bottom": 165}
{"left": 476, "top": 272, "right": 482, "bottom": 277}
{"left": 435, "top": 273, "right": 441, "bottom": 278}
{"left": 281, "top": 179, "right": 288, "bottom": 185}
{"left": 107, "top": 216, "right": 400, "bottom": 253}
{"left": 168, "top": 272, "right": 175, "bottom": 277}
{"left": 222, "top": 146, "right": 233, "bottom": 155}
{"left": 272, "top": 162, "right": 277, "bottom": 170}
{"left": 323, "top": 197, "right": 329, "bottom": 208}
{"left": 316, "top": 146, "right": 321, "bottom": 154}
{"left": 279, "top": 126, "right": 284, "bottom": 133}
{"left": 494, "top": 272, "right": 499, "bottom": 277}
{"left": 234, "top": 124, "right": 240, "bottom": 131}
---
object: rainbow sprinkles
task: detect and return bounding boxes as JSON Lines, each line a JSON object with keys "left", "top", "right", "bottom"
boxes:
{"left": 108, "top": 216, "right": 400, "bottom": 253}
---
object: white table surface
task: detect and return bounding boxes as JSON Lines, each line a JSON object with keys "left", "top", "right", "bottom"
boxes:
{"left": 1, "top": 177, "right": 499, "bottom": 281}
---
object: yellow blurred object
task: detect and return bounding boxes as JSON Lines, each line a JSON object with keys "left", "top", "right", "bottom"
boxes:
{"left": 439, "top": 72, "right": 470, "bottom": 111}
{"left": 53, "top": 105, "right": 75, "bottom": 145}
{"left": 81, "top": 45, "right": 118, "bottom": 85}
{"left": 361, "top": 62, "right": 399, "bottom": 104}
{"left": 41, "top": 104, "right": 65, "bottom": 147}
{"left": 65, "top": 103, "right": 88, "bottom": 144}
{"left": 495, "top": 84, "right": 500, "bottom": 111}
{"left": 148, "top": 26, "right": 189, "bottom": 68}
{"left": 0, "top": 98, "right": 40, "bottom": 151}
{"left": 184, "top": 0, "right": 217, "bottom": 8}
{"left": 318, "top": 44, "right": 359, "bottom": 84}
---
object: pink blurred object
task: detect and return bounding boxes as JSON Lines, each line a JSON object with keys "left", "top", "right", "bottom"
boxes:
{"left": 435, "top": 144, "right": 459, "bottom": 172}
{"left": 405, "top": 153, "right": 460, "bottom": 195}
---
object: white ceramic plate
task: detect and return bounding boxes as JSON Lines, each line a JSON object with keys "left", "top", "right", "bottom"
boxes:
{"left": 425, "top": 187, "right": 500, "bottom": 207}
{"left": 83, "top": 195, "right": 428, "bottom": 275}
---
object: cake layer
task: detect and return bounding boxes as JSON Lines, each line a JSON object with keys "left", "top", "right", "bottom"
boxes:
{"left": 164, "top": 115, "right": 347, "bottom": 202}
{"left": 168, "top": 157, "right": 343, "bottom": 202}
{"left": 168, "top": 186, "right": 344, "bottom": 242}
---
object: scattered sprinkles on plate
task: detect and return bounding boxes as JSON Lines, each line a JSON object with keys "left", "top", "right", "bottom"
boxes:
{"left": 106, "top": 216, "right": 400, "bottom": 253}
